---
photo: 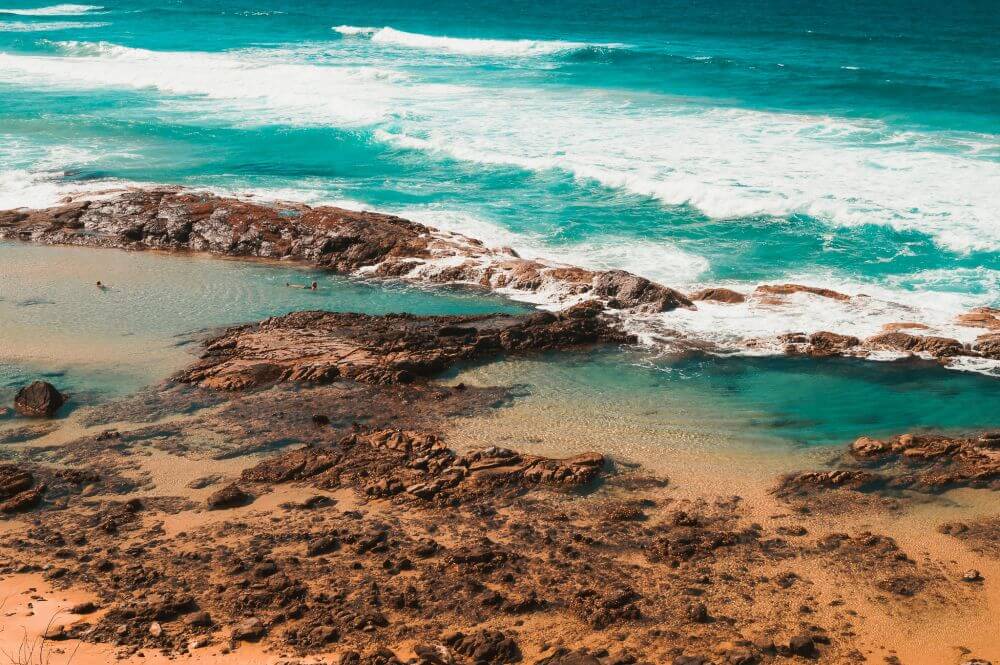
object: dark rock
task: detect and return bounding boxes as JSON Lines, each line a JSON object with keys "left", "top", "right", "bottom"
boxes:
{"left": 231, "top": 617, "right": 265, "bottom": 642}
{"left": 13, "top": 381, "right": 65, "bottom": 418}
{"left": 788, "top": 634, "right": 816, "bottom": 657}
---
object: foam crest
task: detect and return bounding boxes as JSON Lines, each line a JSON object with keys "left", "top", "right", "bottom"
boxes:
{"left": 377, "top": 102, "right": 1000, "bottom": 253}
{"left": 334, "top": 24, "right": 618, "bottom": 57}
{"left": 0, "top": 42, "right": 439, "bottom": 127}
{"left": 1, "top": 40, "right": 997, "bottom": 255}
{"left": 0, "top": 19, "right": 106, "bottom": 30}
{"left": 0, "top": 3, "right": 101, "bottom": 15}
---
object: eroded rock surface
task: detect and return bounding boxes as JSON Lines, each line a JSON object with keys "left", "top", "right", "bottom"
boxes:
{"left": 0, "top": 189, "right": 691, "bottom": 314}
{"left": 176, "top": 301, "right": 633, "bottom": 391}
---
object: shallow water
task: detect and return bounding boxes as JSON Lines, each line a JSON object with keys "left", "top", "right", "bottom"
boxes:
{"left": 3, "top": 241, "right": 997, "bottom": 461}
{"left": 445, "top": 350, "right": 1000, "bottom": 486}
{"left": 0, "top": 241, "right": 527, "bottom": 407}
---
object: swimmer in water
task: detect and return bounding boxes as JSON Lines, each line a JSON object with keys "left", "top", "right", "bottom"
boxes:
{"left": 285, "top": 280, "right": 320, "bottom": 290}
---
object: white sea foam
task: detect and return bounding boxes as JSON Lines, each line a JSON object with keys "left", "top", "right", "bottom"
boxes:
{"left": 334, "top": 25, "right": 619, "bottom": 57}
{"left": 0, "top": 19, "right": 105, "bottom": 30}
{"left": 1, "top": 41, "right": 996, "bottom": 254}
{"left": 0, "top": 3, "right": 101, "bottom": 15}
{"left": 1, "top": 40, "right": 997, "bottom": 255}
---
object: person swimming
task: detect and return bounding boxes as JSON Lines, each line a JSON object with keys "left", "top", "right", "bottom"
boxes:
{"left": 285, "top": 280, "right": 320, "bottom": 290}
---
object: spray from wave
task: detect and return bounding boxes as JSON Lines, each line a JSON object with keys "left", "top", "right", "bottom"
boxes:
{"left": 0, "top": 41, "right": 996, "bottom": 255}
{"left": 0, "top": 19, "right": 106, "bottom": 30}
{"left": 333, "top": 25, "right": 624, "bottom": 57}
{"left": 0, "top": 3, "right": 101, "bottom": 15}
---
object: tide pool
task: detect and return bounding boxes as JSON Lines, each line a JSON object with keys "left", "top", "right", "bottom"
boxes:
{"left": 0, "top": 241, "right": 527, "bottom": 408}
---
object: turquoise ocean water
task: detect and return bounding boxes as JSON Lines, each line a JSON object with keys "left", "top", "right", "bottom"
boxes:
{"left": 1, "top": 0, "right": 998, "bottom": 441}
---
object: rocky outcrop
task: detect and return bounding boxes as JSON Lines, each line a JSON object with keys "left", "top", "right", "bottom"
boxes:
{"left": 755, "top": 283, "right": 851, "bottom": 302}
{"left": 779, "top": 331, "right": 861, "bottom": 357}
{"left": 689, "top": 287, "right": 746, "bottom": 304}
{"left": 13, "top": 381, "right": 65, "bottom": 417}
{"left": 957, "top": 307, "right": 1000, "bottom": 331}
{"left": 177, "top": 301, "right": 633, "bottom": 391}
{"left": 0, "top": 464, "right": 44, "bottom": 513}
{"left": 0, "top": 189, "right": 691, "bottom": 315}
{"left": 848, "top": 431, "right": 1000, "bottom": 491}
{"left": 241, "top": 428, "right": 606, "bottom": 506}
{"left": 776, "top": 431, "right": 999, "bottom": 510}
{"left": 973, "top": 333, "right": 1000, "bottom": 359}
{"left": 863, "top": 332, "right": 966, "bottom": 358}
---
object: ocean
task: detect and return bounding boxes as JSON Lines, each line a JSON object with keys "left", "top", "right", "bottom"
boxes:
{"left": 1, "top": 0, "right": 999, "bottom": 415}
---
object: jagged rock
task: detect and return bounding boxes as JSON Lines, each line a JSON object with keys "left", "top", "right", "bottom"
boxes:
{"left": 13, "top": 381, "right": 65, "bottom": 418}
{"left": 178, "top": 306, "right": 634, "bottom": 391}
{"left": 442, "top": 629, "right": 521, "bottom": 665}
{"left": 863, "top": 332, "right": 964, "bottom": 358}
{"left": 973, "top": 333, "right": 1000, "bottom": 359}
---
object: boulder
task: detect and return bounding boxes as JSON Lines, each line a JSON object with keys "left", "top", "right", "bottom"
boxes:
{"left": 13, "top": 381, "right": 65, "bottom": 418}
{"left": 593, "top": 270, "right": 693, "bottom": 312}
{"left": 689, "top": 287, "right": 746, "bottom": 304}
{"left": 230, "top": 617, "right": 264, "bottom": 642}
{"left": 206, "top": 483, "right": 251, "bottom": 510}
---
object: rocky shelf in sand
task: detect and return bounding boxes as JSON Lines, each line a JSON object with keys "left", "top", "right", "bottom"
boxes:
{"left": 3, "top": 188, "right": 998, "bottom": 373}
{"left": 0, "top": 302, "right": 997, "bottom": 663}
{"left": 175, "top": 301, "right": 632, "bottom": 391}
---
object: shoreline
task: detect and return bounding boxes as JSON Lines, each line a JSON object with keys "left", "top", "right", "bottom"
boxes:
{"left": 0, "top": 299, "right": 997, "bottom": 663}
{"left": 0, "top": 189, "right": 997, "bottom": 663}
{"left": 2, "top": 187, "right": 999, "bottom": 378}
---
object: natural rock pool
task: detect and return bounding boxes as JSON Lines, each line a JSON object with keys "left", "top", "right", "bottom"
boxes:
{"left": 4, "top": 241, "right": 998, "bottom": 456}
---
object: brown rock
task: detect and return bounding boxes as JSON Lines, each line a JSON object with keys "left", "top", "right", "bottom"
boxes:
{"left": 231, "top": 617, "right": 265, "bottom": 642}
{"left": 755, "top": 283, "right": 850, "bottom": 301}
{"left": 689, "top": 288, "right": 746, "bottom": 304}
{"left": 593, "top": 270, "right": 694, "bottom": 312}
{"left": 807, "top": 331, "right": 860, "bottom": 356}
{"left": 206, "top": 483, "right": 251, "bottom": 510}
{"left": 13, "top": 381, "right": 65, "bottom": 418}
{"left": 957, "top": 307, "right": 1000, "bottom": 331}
{"left": 863, "top": 332, "right": 965, "bottom": 358}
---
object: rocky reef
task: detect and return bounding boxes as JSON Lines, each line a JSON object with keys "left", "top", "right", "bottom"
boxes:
{"left": 0, "top": 304, "right": 996, "bottom": 663}
{"left": 5, "top": 188, "right": 999, "bottom": 373}
{"left": 176, "top": 301, "right": 632, "bottom": 390}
